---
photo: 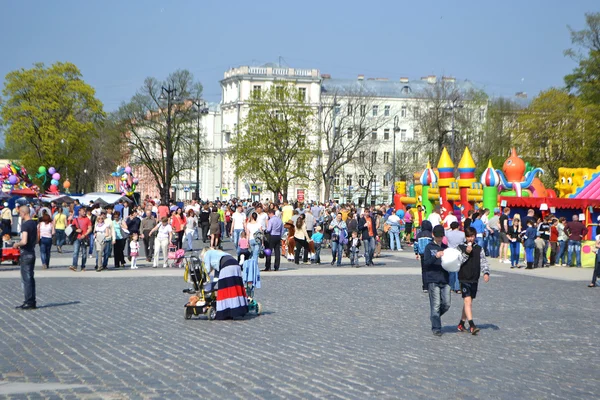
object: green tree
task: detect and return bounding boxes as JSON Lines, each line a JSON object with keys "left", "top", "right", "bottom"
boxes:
{"left": 564, "top": 12, "right": 600, "bottom": 105}
{"left": 230, "top": 84, "right": 317, "bottom": 201}
{"left": 116, "top": 70, "right": 203, "bottom": 204}
{"left": 0, "top": 62, "right": 105, "bottom": 186}
{"left": 514, "top": 88, "right": 600, "bottom": 186}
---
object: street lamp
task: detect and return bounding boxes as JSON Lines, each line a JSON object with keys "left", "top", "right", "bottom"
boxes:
{"left": 158, "top": 85, "right": 180, "bottom": 204}
{"left": 191, "top": 99, "right": 209, "bottom": 201}
{"left": 444, "top": 99, "right": 464, "bottom": 164}
{"left": 393, "top": 115, "right": 399, "bottom": 196}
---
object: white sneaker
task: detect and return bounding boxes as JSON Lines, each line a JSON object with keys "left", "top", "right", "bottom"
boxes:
{"left": 503, "top": 260, "right": 511, "bottom": 264}
{"left": 398, "top": 248, "right": 404, "bottom": 251}
{"left": 163, "top": 264, "right": 168, "bottom": 268}
{"left": 131, "top": 266, "right": 138, "bottom": 269}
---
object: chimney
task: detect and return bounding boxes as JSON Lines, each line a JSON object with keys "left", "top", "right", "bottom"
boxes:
{"left": 515, "top": 92, "right": 527, "bottom": 98}
{"left": 399, "top": 77, "right": 409, "bottom": 83}
{"left": 357, "top": 74, "right": 364, "bottom": 81}
{"left": 442, "top": 76, "right": 455, "bottom": 83}
{"left": 321, "top": 73, "right": 331, "bottom": 79}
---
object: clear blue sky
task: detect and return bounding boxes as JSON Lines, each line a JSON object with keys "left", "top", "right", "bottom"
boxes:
{"left": 1, "top": 0, "right": 598, "bottom": 111}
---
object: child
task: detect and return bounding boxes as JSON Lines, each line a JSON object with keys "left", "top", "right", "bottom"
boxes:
{"left": 2, "top": 234, "right": 12, "bottom": 248}
{"left": 457, "top": 227, "right": 490, "bottom": 335}
{"left": 237, "top": 231, "right": 251, "bottom": 265}
{"left": 415, "top": 220, "right": 433, "bottom": 293}
{"left": 349, "top": 231, "right": 361, "bottom": 267}
{"left": 534, "top": 232, "right": 546, "bottom": 269}
{"left": 423, "top": 225, "right": 450, "bottom": 337}
{"left": 522, "top": 219, "right": 537, "bottom": 269}
{"left": 311, "top": 226, "right": 323, "bottom": 264}
{"left": 129, "top": 233, "right": 140, "bottom": 270}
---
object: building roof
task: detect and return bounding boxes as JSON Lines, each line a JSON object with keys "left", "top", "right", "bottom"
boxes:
{"left": 321, "top": 78, "right": 480, "bottom": 99}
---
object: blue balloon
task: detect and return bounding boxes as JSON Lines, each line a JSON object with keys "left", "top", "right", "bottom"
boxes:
{"left": 396, "top": 210, "right": 405, "bottom": 219}
{"left": 51, "top": 179, "right": 59, "bottom": 186}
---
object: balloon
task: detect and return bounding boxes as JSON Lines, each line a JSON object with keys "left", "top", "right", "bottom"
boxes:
{"left": 51, "top": 179, "right": 59, "bottom": 186}
{"left": 125, "top": 166, "right": 132, "bottom": 174}
{"left": 8, "top": 175, "right": 17, "bottom": 185}
{"left": 52, "top": 173, "right": 60, "bottom": 181}
{"left": 48, "top": 167, "right": 56, "bottom": 175}
{"left": 121, "top": 174, "right": 128, "bottom": 181}
{"left": 396, "top": 209, "right": 405, "bottom": 219}
{"left": 263, "top": 248, "right": 272, "bottom": 257}
{"left": 63, "top": 180, "right": 71, "bottom": 189}
{"left": 133, "top": 178, "right": 139, "bottom": 184}
{"left": 441, "top": 248, "right": 462, "bottom": 272}
{"left": 49, "top": 184, "right": 58, "bottom": 192}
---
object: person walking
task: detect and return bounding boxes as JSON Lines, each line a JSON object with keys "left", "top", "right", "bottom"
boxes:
{"left": 199, "top": 204, "right": 210, "bottom": 243}
{"left": 566, "top": 214, "right": 588, "bottom": 267}
{"left": 140, "top": 210, "right": 156, "bottom": 262}
{"left": 445, "top": 221, "right": 465, "bottom": 294}
{"left": 293, "top": 215, "right": 310, "bottom": 265}
{"left": 208, "top": 206, "right": 221, "bottom": 249}
{"left": 171, "top": 208, "right": 186, "bottom": 250}
{"left": 231, "top": 205, "right": 246, "bottom": 249}
{"left": 385, "top": 211, "right": 402, "bottom": 251}
{"left": 69, "top": 208, "right": 93, "bottom": 272}
{"left": 14, "top": 205, "right": 37, "bottom": 310}
{"left": 184, "top": 209, "right": 197, "bottom": 251}
{"left": 329, "top": 213, "right": 347, "bottom": 266}
{"left": 245, "top": 212, "right": 262, "bottom": 264}
{"left": 423, "top": 225, "right": 450, "bottom": 336}
{"left": 37, "top": 213, "right": 54, "bottom": 269}
{"left": 358, "top": 210, "right": 377, "bottom": 266}
{"left": 556, "top": 217, "right": 569, "bottom": 266}
{"left": 112, "top": 211, "right": 127, "bottom": 269}
{"left": 508, "top": 215, "right": 523, "bottom": 268}
{"left": 93, "top": 213, "right": 114, "bottom": 271}
{"left": 150, "top": 217, "right": 172, "bottom": 268}
{"left": 264, "top": 209, "right": 283, "bottom": 271}
{"left": 53, "top": 207, "right": 67, "bottom": 253}
{"left": 499, "top": 207, "right": 511, "bottom": 263}
{"left": 124, "top": 209, "right": 140, "bottom": 259}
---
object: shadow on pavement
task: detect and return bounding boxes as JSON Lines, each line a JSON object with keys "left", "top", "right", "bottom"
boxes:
{"left": 441, "top": 323, "right": 500, "bottom": 334}
{"left": 37, "top": 301, "right": 81, "bottom": 309}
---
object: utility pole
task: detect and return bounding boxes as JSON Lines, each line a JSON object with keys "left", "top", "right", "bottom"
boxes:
{"left": 191, "top": 99, "right": 209, "bottom": 201}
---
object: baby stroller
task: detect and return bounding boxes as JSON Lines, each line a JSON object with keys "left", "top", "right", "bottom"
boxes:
{"left": 183, "top": 255, "right": 218, "bottom": 320}
{"left": 168, "top": 245, "right": 186, "bottom": 268}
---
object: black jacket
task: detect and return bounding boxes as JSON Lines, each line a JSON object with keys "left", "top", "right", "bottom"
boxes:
{"left": 423, "top": 241, "right": 449, "bottom": 284}
{"left": 458, "top": 243, "right": 490, "bottom": 283}
{"left": 357, "top": 214, "right": 376, "bottom": 240}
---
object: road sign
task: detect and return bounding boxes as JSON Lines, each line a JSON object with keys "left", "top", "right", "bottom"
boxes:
{"left": 297, "top": 189, "right": 305, "bottom": 202}
{"left": 105, "top": 184, "right": 115, "bottom": 193}
{"left": 184, "top": 185, "right": 190, "bottom": 192}
{"left": 250, "top": 184, "right": 259, "bottom": 194}
{"left": 221, "top": 188, "right": 228, "bottom": 195}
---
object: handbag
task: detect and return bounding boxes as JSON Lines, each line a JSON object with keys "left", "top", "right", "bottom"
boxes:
{"left": 383, "top": 223, "right": 391, "bottom": 233}
{"left": 74, "top": 218, "right": 90, "bottom": 247}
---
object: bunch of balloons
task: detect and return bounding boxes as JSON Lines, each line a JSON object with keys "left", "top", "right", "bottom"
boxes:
{"left": 110, "top": 165, "right": 138, "bottom": 197}
{"left": 37, "top": 166, "right": 62, "bottom": 194}
{"left": 1, "top": 163, "right": 39, "bottom": 194}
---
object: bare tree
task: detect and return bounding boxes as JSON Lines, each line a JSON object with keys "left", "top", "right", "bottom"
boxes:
{"left": 319, "top": 85, "right": 394, "bottom": 201}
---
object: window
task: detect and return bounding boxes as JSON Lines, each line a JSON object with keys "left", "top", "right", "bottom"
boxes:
{"left": 252, "top": 85, "right": 261, "bottom": 99}
{"left": 479, "top": 109, "right": 485, "bottom": 122}
{"left": 413, "top": 152, "right": 419, "bottom": 163}
{"left": 359, "top": 151, "right": 365, "bottom": 163}
{"left": 360, "top": 105, "right": 366, "bottom": 116}
{"left": 384, "top": 105, "right": 390, "bottom": 116}
{"left": 275, "top": 110, "right": 283, "bottom": 120}
{"left": 334, "top": 174, "right": 340, "bottom": 186}
{"left": 413, "top": 129, "right": 419, "bottom": 142}
{"left": 384, "top": 129, "right": 390, "bottom": 140}
{"left": 372, "top": 105, "right": 378, "bottom": 116}
{"left": 383, "top": 175, "right": 390, "bottom": 187}
{"left": 346, "top": 175, "right": 353, "bottom": 186}
{"left": 298, "top": 87, "right": 306, "bottom": 102}
{"left": 298, "top": 134, "right": 306, "bottom": 147}
{"left": 275, "top": 86, "right": 284, "bottom": 100}
{"left": 371, "top": 151, "right": 377, "bottom": 164}
{"left": 334, "top": 104, "right": 340, "bottom": 115}
{"left": 348, "top": 104, "right": 353, "bottom": 115}
{"left": 414, "top": 107, "right": 420, "bottom": 118}
{"left": 372, "top": 129, "right": 377, "bottom": 140}
{"left": 400, "top": 129, "right": 407, "bottom": 141}
{"left": 400, "top": 152, "right": 408, "bottom": 163}
{"left": 401, "top": 106, "right": 407, "bottom": 118}
{"left": 347, "top": 128, "right": 353, "bottom": 140}
{"left": 358, "top": 175, "right": 365, "bottom": 186}
{"left": 384, "top": 152, "right": 390, "bottom": 163}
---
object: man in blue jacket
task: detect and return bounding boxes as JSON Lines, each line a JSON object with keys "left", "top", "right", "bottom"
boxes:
{"left": 423, "top": 225, "right": 450, "bottom": 336}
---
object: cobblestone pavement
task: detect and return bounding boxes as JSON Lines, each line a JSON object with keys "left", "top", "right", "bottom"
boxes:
{"left": 0, "top": 238, "right": 599, "bottom": 398}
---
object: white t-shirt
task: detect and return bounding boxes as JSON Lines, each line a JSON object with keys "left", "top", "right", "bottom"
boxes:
{"left": 232, "top": 212, "right": 246, "bottom": 230}
{"left": 156, "top": 224, "right": 172, "bottom": 239}
{"left": 442, "top": 214, "right": 458, "bottom": 229}
{"left": 246, "top": 222, "right": 261, "bottom": 238}
{"left": 428, "top": 212, "right": 442, "bottom": 228}
{"left": 256, "top": 212, "right": 269, "bottom": 230}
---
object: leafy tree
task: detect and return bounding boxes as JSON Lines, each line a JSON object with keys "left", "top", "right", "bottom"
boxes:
{"left": 514, "top": 88, "right": 600, "bottom": 186}
{"left": 564, "top": 12, "right": 600, "bottom": 105}
{"left": 116, "top": 70, "right": 203, "bottom": 204}
{"left": 0, "top": 62, "right": 104, "bottom": 185}
{"left": 230, "top": 84, "right": 317, "bottom": 201}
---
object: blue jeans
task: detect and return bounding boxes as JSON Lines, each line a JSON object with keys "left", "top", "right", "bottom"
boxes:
{"left": 331, "top": 241, "right": 343, "bottom": 265}
{"left": 186, "top": 231, "right": 194, "bottom": 251}
{"left": 488, "top": 230, "right": 499, "bottom": 258}
{"left": 388, "top": 231, "right": 401, "bottom": 251}
{"left": 449, "top": 272, "right": 460, "bottom": 291}
{"left": 20, "top": 251, "right": 36, "bottom": 306}
{"left": 72, "top": 238, "right": 88, "bottom": 268}
{"left": 363, "top": 237, "right": 375, "bottom": 265}
{"left": 88, "top": 233, "right": 94, "bottom": 255}
{"left": 428, "top": 283, "right": 451, "bottom": 333}
{"left": 567, "top": 240, "right": 582, "bottom": 267}
{"left": 39, "top": 237, "right": 52, "bottom": 267}
{"left": 556, "top": 240, "right": 567, "bottom": 265}
{"left": 510, "top": 241, "right": 520, "bottom": 266}
{"left": 96, "top": 240, "right": 112, "bottom": 268}
{"left": 314, "top": 243, "right": 322, "bottom": 263}
{"left": 525, "top": 246, "right": 534, "bottom": 263}
{"left": 233, "top": 229, "right": 243, "bottom": 249}
{"left": 55, "top": 229, "right": 66, "bottom": 247}
{"left": 219, "top": 222, "right": 226, "bottom": 238}
{"left": 476, "top": 236, "right": 484, "bottom": 249}
{"left": 249, "top": 239, "right": 260, "bottom": 263}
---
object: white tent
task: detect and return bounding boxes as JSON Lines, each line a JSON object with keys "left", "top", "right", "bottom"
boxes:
{"left": 41, "top": 194, "right": 75, "bottom": 204}
{"left": 71, "top": 192, "right": 133, "bottom": 206}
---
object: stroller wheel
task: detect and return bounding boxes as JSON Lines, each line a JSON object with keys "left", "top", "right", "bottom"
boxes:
{"left": 207, "top": 306, "right": 217, "bottom": 321}
{"left": 184, "top": 308, "right": 192, "bottom": 320}
{"left": 256, "top": 302, "right": 263, "bottom": 316}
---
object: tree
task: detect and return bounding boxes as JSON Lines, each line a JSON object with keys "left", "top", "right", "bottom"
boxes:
{"left": 514, "top": 88, "right": 600, "bottom": 186}
{"left": 229, "top": 84, "right": 317, "bottom": 201}
{"left": 0, "top": 62, "right": 105, "bottom": 186}
{"left": 116, "top": 70, "right": 203, "bottom": 204}
{"left": 319, "top": 87, "right": 392, "bottom": 201}
{"left": 409, "top": 79, "right": 488, "bottom": 165}
{"left": 564, "top": 12, "right": 600, "bottom": 105}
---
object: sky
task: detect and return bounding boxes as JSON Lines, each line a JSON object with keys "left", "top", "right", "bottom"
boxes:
{"left": 1, "top": 0, "right": 598, "bottom": 112}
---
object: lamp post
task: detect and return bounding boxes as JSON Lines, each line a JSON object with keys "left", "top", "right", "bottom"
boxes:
{"left": 393, "top": 115, "right": 399, "bottom": 195}
{"left": 444, "top": 99, "right": 463, "bottom": 164}
{"left": 191, "top": 99, "right": 209, "bottom": 201}
{"left": 158, "top": 85, "right": 180, "bottom": 204}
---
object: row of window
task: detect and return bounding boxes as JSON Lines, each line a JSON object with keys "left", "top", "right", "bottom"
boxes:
{"left": 344, "top": 127, "right": 418, "bottom": 141}
{"left": 253, "top": 85, "right": 307, "bottom": 102}
{"left": 353, "top": 151, "right": 419, "bottom": 164}
{"left": 333, "top": 168, "right": 417, "bottom": 188}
